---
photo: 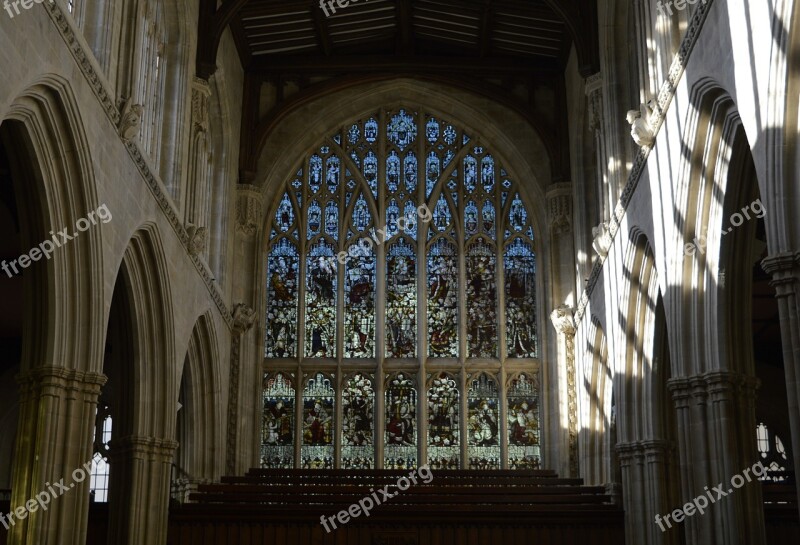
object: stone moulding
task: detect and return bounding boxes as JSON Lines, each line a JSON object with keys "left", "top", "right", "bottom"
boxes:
{"left": 44, "top": 2, "right": 234, "bottom": 329}
{"left": 575, "top": 0, "right": 715, "bottom": 323}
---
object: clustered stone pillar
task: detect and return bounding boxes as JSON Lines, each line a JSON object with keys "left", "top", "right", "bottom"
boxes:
{"left": 106, "top": 436, "right": 178, "bottom": 545}
{"left": 225, "top": 303, "right": 256, "bottom": 476}
{"left": 8, "top": 367, "right": 105, "bottom": 545}
{"left": 668, "top": 373, "right": 766, "bottom": 545}
{"left": 761, "top": 251, "right": 800, "bottom": 513}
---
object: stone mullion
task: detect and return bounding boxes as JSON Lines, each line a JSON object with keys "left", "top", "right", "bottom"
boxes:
{"left": 687, "top": 377, "right": 714, "bottom": 543}
{"left": 616, "top": 443, "right": 644, "bottom": 545}
{"left": 668, "top": 378, "right": 698, "bottom": 544}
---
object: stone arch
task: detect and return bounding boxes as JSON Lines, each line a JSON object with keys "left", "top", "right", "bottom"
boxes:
{"left": 173, "top": 310, "right": 223, "bottom": 501}
{"left": 1, "top": 77, "right": 106, "bottom": 545}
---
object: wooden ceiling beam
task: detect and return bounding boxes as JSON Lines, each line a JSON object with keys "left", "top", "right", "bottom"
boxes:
{"left": 479, "top": 0, "right": 495, "bottom": 57}
{"left": 249, "top": 54, "right": 560, "bottom": 75}
{"left": 311, "top": 1, "right": 334, "bottom": 55}
{"left": 196, "top": 0, "right": 253, "bottom": 79}
{"left": 539, "top": 0, "right": 599, "bottom": 76}
{"left": 396, "top": 0, "right": 414, "bottom": 55}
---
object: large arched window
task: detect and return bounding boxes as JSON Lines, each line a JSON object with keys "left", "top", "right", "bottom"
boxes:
{"left": 263, "top": 107, "right": 540, "bottom": 469}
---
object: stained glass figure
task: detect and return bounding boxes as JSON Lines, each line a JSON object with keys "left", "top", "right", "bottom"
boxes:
{"left": 507, "top": 373, "right": 541, "bottom": 469}
{"left": 467, "top": 373, "right": 500, "bottom": 469}
{"left": 466, "top": 240, "right": 497, "bottom": 357}
{"left": 301, "top": 373, "right": 335, "bottom": 469}
{"left": 464, "top": 155, "right": 477, "bottom": 193}
{"left": 275, "top": 193, "right": 294, "bottom": 232}
{"left": 386, "top": 199, "right": 400, "bottom": 238}
{"left": 326, "top": 155, "right": 340, "bottom": 193}
{"left": 443, "top": 125, "right": 457, "bottom": 145}
{"left": 426, "top": 117, "right": 439, "bottom": 143}
{"left": 344, "top": 242, "right": 375, "bottom": 358}
{"left": 404, "top": 151, "right": 417, "bottom": 193}
{"left": 482, "top": 201, "right": 495, "bottom": 238}
{"left": 305, "top": 241, "right": 337, "bottom": 357}
{"left": 504, "top": 239, "right": 537, "bottom": 357}
{"left": 386, "top": 240, "right": 416, "bottom": 358}
{"left": 266, "top": 239, "right": 298, "bottom": 357}
{"left": 307, "top": 200, "right": 321, "bottom": 239}
{"left": 432, "top": 194, "right": 452, "bottom": 234}
{"left": 426, "top": 152, "right": 440, "bottom": 198}
{"left": 509, "top": 193, "right": 528, "bottom": 232}
{"left": 341, "top": 373, "right": 374, "bottom": 469}
{"left": 364, "top": 151, "right": 378, "bottom": 196}
{"left": 465, "top": 200, "right": 479, "bottom": 236}
{"left": 481, "top": 155, "right": 495, "bottom": 191}
{"left": 353, "top": 193, "right": 371, "bottom": 232}
{"left": 427, "top": 373, "right": 459, "bottom": 469}
{"left": 427, "top": 239, "right": 458, "bottom": 357}
{"left": 364, "top": 118, "right": 378, "bottom": 143}
{"left": 261, "top": 373, "right": 295, "bottom": 468}
{"left": 348, "top": 123, "right": 359, "bottom": 144}
{"left": 325, "top": 201, "right": 338, "bottom": 239}
{"left": 385, "top": 373, "right": 417, "bottom": 469}
{"left": 403, "top": 201, "right": 418, "bottom": 239}
{"left": 387, "top": 109, "right": 417, "bottom": 150}
{"left": 309, "top": 155, "right": 322, "bottom": 193}
{"left": 387, "top": 151, "right": 400, "bottom": 192}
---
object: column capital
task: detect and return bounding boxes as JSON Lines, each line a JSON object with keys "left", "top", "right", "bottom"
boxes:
{"left": 235, "top": 184, "right": 263, "bottom": 237}
{"left": 16, "top": 366, "right": 107, "bottom": 397}
{"left": 108, "top": 435, "right": 179, "bottom": 463}
{"left": 550, "top": 305, "right": 576, "bottom": 336}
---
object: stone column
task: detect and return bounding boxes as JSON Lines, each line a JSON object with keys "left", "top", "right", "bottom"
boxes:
{"left": 761, "top": 251, "right": 800, "bottom": 513}
{"left": 550, "top": 306, "right": 578, "bottom": 477}
{"left": 8, "top": 367, "right": 105, "bottom": 545}
{"left": 106, "top": 436, "right": 178, "bottom": 545}
{"left": 226, "top": 303, "right": 257, "bottom": 476}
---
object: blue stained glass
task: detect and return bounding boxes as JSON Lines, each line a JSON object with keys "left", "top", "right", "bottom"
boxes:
{"left": 447, "top": 179, "right": 457, "bottom": 190}
{"left": 463, "top": 133, "right": 471, "bottom": 145}
{"left": 432, "top": 195, "right": 452, "bottom": 233}
{"left": 333, "top": 134, "right": 341, "bottom": 145}
{"left": 502, "top": 179, "right": 512, "bottom": 189}
{"left": 404, "top": 151, "right": 417, "bottom": 192}
{"left": 353, "top": 193, "right": 371, "bottom": 232}
{"left": 320, "top": 146, "right": 330, "bottom": 155}
{"left": 387, "top": 109, "right": 417, "bottom": 151}
{"left": 426, "top": 152, "right": 440, "bottom": 198}
{"left": 326, "top": 155, "right": 340, "bottom": 193}
{"left": 347, "top": 179, "right": 356, "bottom": 190}
{"left": 466, "top": 239, "right": 497, "bottom": 358}
{"left": 427, "top": 373, "right": 459, "bottom": 469}
{"left": 465, "top": 200, "right": 479, "bottom": 236}
{"left": 365, "top": 118, "right": 378, "bottom": 143}
{"left": 403, "top": 201, "right": 418, "bottom": 239}
{"left": 325, "top": 201, "right": 338, "bottom": 239}
{"left": 364, "top": 151, "right": 378, "bottom": 196}
{"left": 345, "top": 243, "right": 375, "bottom": 358}
{"left": 527, "top": 226, "right": 534, "bottom": 240}
{"left": 473, "top": 146, "right": 484, "bottom": 155}
{"left": 296, "top": 191, "right": 302, "bottom": 208}
{"left": 451, "top": 192, "right": 458, "bottom": 208}
{"left": 386, "top": 240, "right": 416, "bottom": 358}
{"left": 266, "top": 239, "right": 299, "bottom": 358}
{"left": 505, "top": 239, "right": 537, "bottom": 358}
{"left": 348, "top": 124, "right": 359, "bottom": 144}
{"left": 309, "top": 155, "right": 322, "bottom": 193}
{"left": 443, "top": 125, "right": 457, "bottom": 145}
{"left": 427, "top": 239, "right": 458, "bottom": 357}
{"left": 275, "top": 193, "right": 294, "bottom": 232}
{"left": 387, "top": 151, "right": 400, "bottom": 192}
{"left": 305, "top": 242, "right": 337, "bottom": 358}
{"left": 501, "top": 192, "right": 508, "bottom": 206}
{"left": 426, "top": 117, "right": 440, "bottom": 143}
{"left": 350, "top": 151, "right": 361, "bottom": 169}
{"left": 270, "top": 228, "right": 278, "bottom": 239}
{"left": 292, "top": 178, "right": 302, "bottom": 189}
{"left": 481, "top": 155, "right": 495, "bottom": 191}
{"left": 443, "top": 149, "right": 455, "bottom": 168}
{"left": 386, "top": 199, "right": 400, "bottom": 238}
{"left": 509, "top": 194, "right": 528, "bottom": 231}
{"left": 482, "top": 201, "right": 495, "bottom": 238}
{"left": 501, "top": 168, "right": 507, "bottom": 176}
{"left": 464, "top": 156, "right": 477, "bottom": 193}
{"left": 307, "top": 200, "right": 322, "bottom": 239}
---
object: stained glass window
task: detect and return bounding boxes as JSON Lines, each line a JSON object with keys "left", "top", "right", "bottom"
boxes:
{"left": 467, "top": 373, "right": 500, "bottom": 469}
{"left": 301, "top": 373, "right": 335, "bottom": 469}
{"left": 264, "top": 107, "right": 541, "bottom": 469}
{"left": 507, "top": 373, "right": 541, "bottom": 469}
{"left": 261, "top": 373, "right": 295, "bottom": 468}
{"left": 385, "top": 373, "right": 417, "bottom": 469}
{"left": 428, "top": 373, "right": 459, "bottom": 469}
{"left": 341, "top": 373, "right": 375, "bottom": 468}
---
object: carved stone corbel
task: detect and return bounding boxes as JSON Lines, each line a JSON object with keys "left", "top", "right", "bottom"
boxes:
{"left": 236, "top": 185, "right": 263, "bottom": 237}
{"left": 591, "top": 221, "right": 613, "bottom": 258}
{"left": 626, "top": 100, "right": 659, "bottom": 148}
{"left": 118, "top": 98, "right": 144, "bottom": 141}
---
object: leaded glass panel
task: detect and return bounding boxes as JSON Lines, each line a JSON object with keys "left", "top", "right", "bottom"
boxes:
{"left": 427, "top": 373, "right": 459, "bottom": 469}
{"left": 507, "top": 373, "right": 541, "bottom": 469}
{"left": 301, "top": 373, "right": 335, "bottom": 468}
{"left": 467, "top": 373, "right": 500, "bottom": 469}
{"left": 385, "top": 373, "right": 417, "bottom": 469}
{"left": 386, "top": 239, "right": 416, "bottom": 358}
{"left": 261, "top": 373, "right": 295, "bottom": 468}
{"left": 341, "top": 373, "right": 374, "bottom": 468}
